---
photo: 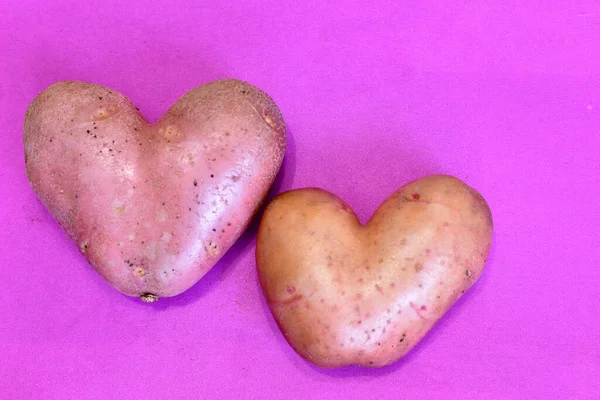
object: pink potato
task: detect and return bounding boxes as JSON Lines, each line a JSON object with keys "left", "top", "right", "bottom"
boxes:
{"left": 256, "top": 175, "right": 493, "bottom": 368}
{"left": 24, "top": 79, "right": 286, "bottom": 302}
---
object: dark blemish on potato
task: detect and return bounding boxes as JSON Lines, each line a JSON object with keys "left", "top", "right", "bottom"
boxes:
{"left": 212, "top": 228, "right": 216, "bottom": 232}
{"left": 369, "top": 361, "right": 374, "bottom": 365}
{"left": 466, "top": 269, "right": 472, "bottom": 277}
{"left": 412, "top": 193, "right": 420, "bottom": 200}
{"left": 221, "top": 229, "right": 225, "bottom": 233}
{"left": 418, "top": 284, "right": 423, "bottom": 288}
{"left": 227, "top": 222, "right": 232, "bottom": 226}
{"left": 87, "top": 130, "right": 90, "bottom": 133}
{"left": 415, "top": 263, "right": 423, "bottom": 273}
{"left": 397, "top": 309, "right": 402, "bottom": 315}
{"left": 357, "top": 320, "right": 362, "bottom": 325}
{"left": 426, "top": 249, "right": 432, "bottom": 255}
{"left": 98, "top": 96, "right": 103, "bottom": 100}
{"left": 285, "top": 285, "right": 296, "bottom": 294}
{"left": 71, "top": 119, "right": 74, "bottom": 122}
{"left": 461, "top": 290, "right": 465, "bottom": 294}
{"left": 162, "top": 202, "right": 165, "bottom": 206}
{"left": 210, "top": 174, "right": 214, "bottom": 178}
{"left": 94, "top": 126, "right": 97, "bottom": 130}
{"left": 390, "top": 282, "right": 396, "bottom": 288}
{"left": 49, "top": 139, "right": 53, "bottom": 142}
{"left": 421, "top": 305, "right": 427, "bottom": 311}
{"left": 188, "top": 208, "right": 192, "bottom": 211}
{"left": 93, "top": 134, "right": 97, "bottom": 138}
{"left": 375, "top": 284, "right": 383, "bottom": 293}
{"left": 378, "top": 258, "right": 384, "bottom": 263}
{"left": 354, "top": 305, "right": 360, "bottom": 312}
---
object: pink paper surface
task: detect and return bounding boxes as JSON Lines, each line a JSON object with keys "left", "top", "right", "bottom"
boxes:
{"left": 1, "top": 1, "right": 599, "bottom": 399}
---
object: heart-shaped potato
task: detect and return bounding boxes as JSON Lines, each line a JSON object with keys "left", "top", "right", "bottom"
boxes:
{"left": 24, "top": 79, "right": 285, "bottom": 301}
{"left": 256, "top": 175, "right": 493, "bottom": 368}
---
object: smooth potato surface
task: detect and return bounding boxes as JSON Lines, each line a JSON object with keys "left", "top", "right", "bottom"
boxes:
{"left": 25, "top": 79, "right": 286, "bottom": 301}
{"left": 256, "top": 175, "right": 493, "bottom": 368}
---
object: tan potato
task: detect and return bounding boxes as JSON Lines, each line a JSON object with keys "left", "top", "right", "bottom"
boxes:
{"left": 24, "top": 79, "right": 286, "bottom": 301}
{"left": 256, "top": 175, "right": 493, "bottom": 368}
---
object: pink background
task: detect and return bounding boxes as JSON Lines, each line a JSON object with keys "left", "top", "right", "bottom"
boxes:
{"left": 1, "top": 1, "right": 599, "bottom": 399}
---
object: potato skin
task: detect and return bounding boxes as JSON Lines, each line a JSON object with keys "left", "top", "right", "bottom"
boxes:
{"left": 24, "top": 79, "right": 286, "bottom": 300}
{"left": 256, "top": 175, "right": 493, "bottom": 368}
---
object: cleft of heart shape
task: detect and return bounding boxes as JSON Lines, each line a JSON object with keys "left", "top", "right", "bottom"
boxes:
{"left": 256, "top": 175, "right": 493, "bottom": 368}
{"left": 24, "top": 79, "right": 286, "bottom": 302}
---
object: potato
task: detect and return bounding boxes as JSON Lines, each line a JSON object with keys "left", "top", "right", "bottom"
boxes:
{"left": 24, "top": 79, "right": 286, "bottom": 302}
{"left": 256, "top": 175, "right": 493, "bottom": 368}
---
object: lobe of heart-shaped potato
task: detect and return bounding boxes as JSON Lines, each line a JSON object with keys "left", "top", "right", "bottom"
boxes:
{"left": 24, "top": 79, "right": 286, "bottom": 301}
{"left": 256, "top": 175, "right": 493, "bottom": 368}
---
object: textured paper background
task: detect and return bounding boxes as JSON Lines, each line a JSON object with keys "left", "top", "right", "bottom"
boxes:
{"left": 1, "top": 1, "right": 598, "bottom": 399}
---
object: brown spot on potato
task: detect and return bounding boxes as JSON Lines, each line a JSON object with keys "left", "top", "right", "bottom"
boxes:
{"left": 135, "top": 268, "right": 145, "bottom": 277}
{"left": 415, "top": 263, "right": 423, "bottom": 273}
{"left": 285, "top": 285, "right": 296, "bottom": 294}
{"left": 207, "top": 241, "right": 220, "bottom": 257}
